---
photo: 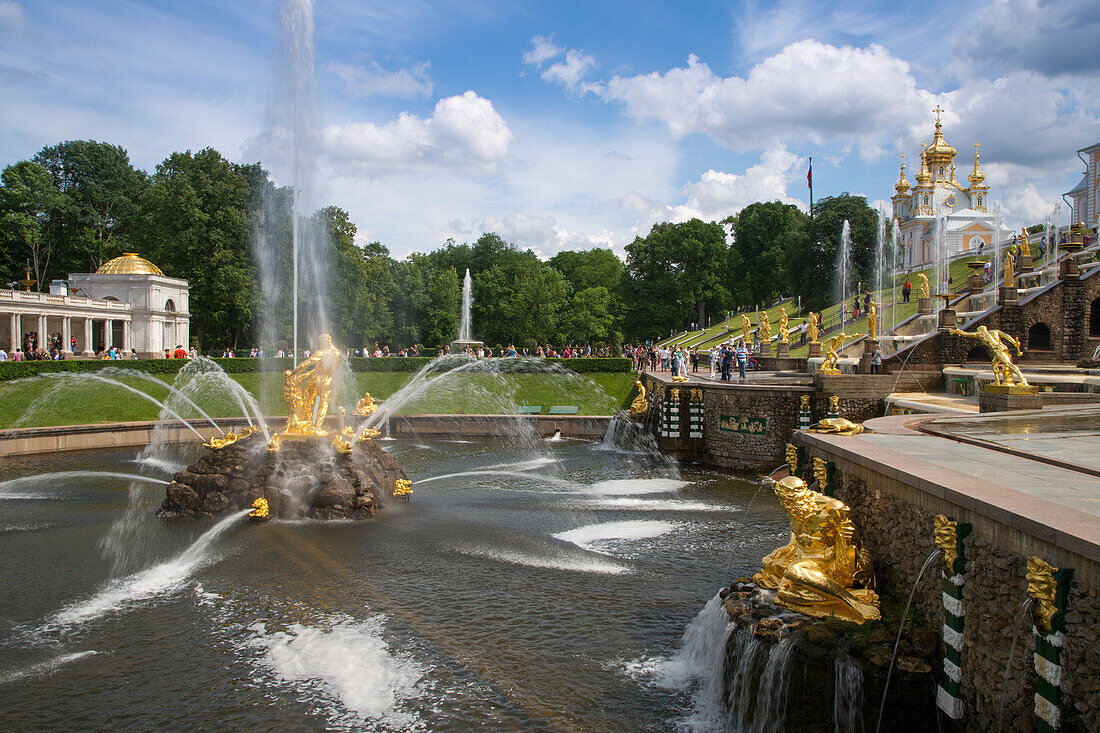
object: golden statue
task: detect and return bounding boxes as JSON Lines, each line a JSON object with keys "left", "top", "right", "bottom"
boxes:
{"left": 249, "top": 497, "right": 269, "bottom": 521}
{"left": 828, "top": 395, "right": 839, "bottom": 414}
{"left": 785, "top": 442, "right": 799, "bottom": 472}
{"left": 950, "top": 326, "right": 1029, "bottom": 387}
{"left": 1026, "top": 556, "right": 1061, "bottom": 633}
{"left": 354, "top": 393, "right": 377, "bottom": 417}
{"left": 933, "top": 515, "right": 960, "bottom": 575}
{"left": 811, "top": 418, "right": 864, "bottom": 435}
{"left": 630, "top": 381, "right": 649, "bottom": 414}
{"left": 758, "top": 311, "right": 771, "bottom": 342}
{"left": 1019, "top": 227, "right": 1031, "bottom": 258}
{"left": 820, "top": 333, "right": 852, "bottom": 373}
{"left": 778, "top": 307, "right": 790, "bottom": 343}
{"left": 741, "top": 314, "right": 751, "bottom": 344}
{"left": 753, "top": 476, "right": 879, "bottom": 623}
{"left": 393, "top": 479, "right": 413, "bottom": 500}
{"left": 800, "top": 394, "right": 811, "bottom": 411}
{"left": 916, "top": 273, "right": 929, "bottom": 299}
{"left": 812, "top": 457, "right": 828, "bottom": 488}
{"left": 807, "top": 312, "right": 819, "bottom": 343}
{"left": 866, "top": 300, "right": 877, "bottom": 340}
{"left": 203, "top": 425, "right": 260, "bottom": 450}
{"left": 280, "top": 333, "right": 342, "bottom": 437}
{"left": 1003, "top": 252, "right": 1015, "bottom": 287}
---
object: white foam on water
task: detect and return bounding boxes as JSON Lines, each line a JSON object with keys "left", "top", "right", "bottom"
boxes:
{"left": 133, "top": 454, "right": 186, "bottom": 475}
{"left": 43, "top": 510, "right": 249, "bottom": 632}
{"left": 458, "top": 545, "right": 631, "bottom": 575}
{"left": 578, "top": 497, "right": 732, "bottom": 512}
{"left": 0, "top": 650, "right": 102, "bottom": 685}
{"left": 244, "top": 614, "right": 424, "bottom": 729}
{"left": 586, "top": 478, "right": 689, "bottom": 496}
{"left": 553, "top": 519, "right": 680, "bottom": 552}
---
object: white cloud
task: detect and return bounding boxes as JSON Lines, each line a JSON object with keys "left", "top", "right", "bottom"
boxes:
{"left": 602, "top": 41, "right": 935, "bottom": 159}
{"left": 957, "top": 0, "right": 1100, "bottom": 78}
{"left": 0, "top": 1, "right": 25, "bottom": 35}
{"left": 311, "top": 91, "right": 513, "bottom": 178}
{"left": 522, "top": 35, "right": 562, "bottom": 67}
{"left": 329, "top": 60, "right": 433, "bottom": 99}
{"left": 541, "top": 49, "right": 597, "bottom": 92}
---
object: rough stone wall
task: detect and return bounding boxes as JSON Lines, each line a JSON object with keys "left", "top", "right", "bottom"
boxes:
{"left": 699, "top": 387, "right": 806, "bottom": 469}
{"left": 832, "top": 469, "right": 1100, "bottom": 730}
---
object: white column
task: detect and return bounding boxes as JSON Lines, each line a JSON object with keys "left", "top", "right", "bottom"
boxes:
{"left": 103, "top": 320, "right": 112, "bottom": 350}
{"left": 83, "top": 318, "right": 93, "bottom": 356}
{"left": 37, "top": 315, "right": 46, "bottom": 351}
{"left": 62, "top": 317, "right": 71, "bottom": 354}
{"left": 8, "top": 313, "right": 17, "bottom": 353}
{"left": 122, "top": 320, "right": 131, "bottom": 353}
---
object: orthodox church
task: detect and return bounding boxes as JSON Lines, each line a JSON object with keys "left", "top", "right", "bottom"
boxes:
{"left": 891, "top": 108, "right": 1006, "bottom": 269}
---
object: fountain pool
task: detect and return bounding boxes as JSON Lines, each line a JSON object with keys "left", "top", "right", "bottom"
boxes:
{"left": 0, "top": 438, "right": 785, "bottom": 731}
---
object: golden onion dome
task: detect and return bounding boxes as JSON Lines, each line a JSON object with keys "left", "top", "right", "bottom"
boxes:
{"left": 915, "top": 143, "right": 931, "bottom": 186}
{"left": 894, "top": 157, "right": 911, "bottom": 195}
{"left": 924, "top": 118, "right": 957, "bottom": 168}
{"left": 95, "top": 253, "right": 164, "bottom": 276}
{"left": 968, "top": 143, "right": 986, "bottom": 187}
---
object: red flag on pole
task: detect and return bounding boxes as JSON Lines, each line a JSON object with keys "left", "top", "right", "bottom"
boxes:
{"left": 806, "top": 159, "right": 812, "bottom": 188}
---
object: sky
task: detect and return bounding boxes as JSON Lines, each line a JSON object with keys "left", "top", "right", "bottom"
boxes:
{"left": 1, "top": 0, "right": 1098, "bottom": 260}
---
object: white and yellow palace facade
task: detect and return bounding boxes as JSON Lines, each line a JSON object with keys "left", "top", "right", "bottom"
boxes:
{"left": 891, "top": 111, "right": 1009, "bottom": 269}
{"left": 0, "top": 253, "right": 189, "bottom": 357}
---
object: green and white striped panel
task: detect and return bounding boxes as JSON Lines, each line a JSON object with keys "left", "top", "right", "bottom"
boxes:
{"left": 936, "top": 569, "right": 965, "bottom": 720}
{"left": 1034, "top": 629, "right": 1064, "bottom": 732}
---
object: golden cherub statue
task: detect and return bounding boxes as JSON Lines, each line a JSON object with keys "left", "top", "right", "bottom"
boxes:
{"left": 354, "top": 393, "right": 377, "bottom": 417}
{"left": 778, "top": 307, "right": 790, "bottom": 343}
{"left": 629, "top": 380, "right": 649, "bottom": 415}
{"left": 281, "top": 333, "right": 342, "bottom": 436}
{"left": 741, "top": 314, "right": 751, "bottom": 344}
{"left": 820, "top": 332, "right": 852, "bottom": 373}
{"left": 916, "top": 273, "right": 929, "bottom": 299}
{"left": 807, "top": 312, "right": 819, "bottom": 343}
{"left": 1019, "top": 227, "right": 1031, "bottom": 258}
{"left": 951, "top": 326, "right": 1029, "bottom": 387}
{"left": 753, "top": 476, "right": 880, "bottom": 623}
{"left": 758, "top": 311, "right": 771, "bottom": 342}
{"left": 866, "top": 300, "right": 877, "bottom": 340}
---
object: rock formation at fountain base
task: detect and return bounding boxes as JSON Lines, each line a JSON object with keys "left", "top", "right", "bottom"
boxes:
{"left": 157, "top": 434, "right": 406, "bottom": 521}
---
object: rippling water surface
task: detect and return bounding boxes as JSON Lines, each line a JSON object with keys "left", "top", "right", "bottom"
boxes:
{"left": 0, "top": 439, "right": 786, "bottom": 732}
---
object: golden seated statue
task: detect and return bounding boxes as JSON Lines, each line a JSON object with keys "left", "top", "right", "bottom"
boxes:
{"left": 754, "top": 476, "right": 880, "bottom": 623}
{"left": 629, "top": 380, "right": 649, "bottom": 415}
{"left": 354, "top": 392, "right": 377, "bottom": 417}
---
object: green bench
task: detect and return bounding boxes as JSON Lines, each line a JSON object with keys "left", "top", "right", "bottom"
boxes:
{"left": 516, "top": 405, "right": 541, "bottom": 414}
{"left": 951, "top": 377, "right": 971, "bottom": 396}
{"left": 547, "top": 405, "right": 578, "bottom": 415}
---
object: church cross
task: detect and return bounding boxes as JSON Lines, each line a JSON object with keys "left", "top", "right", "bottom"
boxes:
{"left": 933, "top": 104, "right": 944, "bottom": 121}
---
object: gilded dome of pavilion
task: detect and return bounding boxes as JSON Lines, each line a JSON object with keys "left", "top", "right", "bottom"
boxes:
{"left": 95, "top": 253, "right": 164, "bottom": 276}
{"left": 923, "top": 115, "right": 957, "bottom": 170}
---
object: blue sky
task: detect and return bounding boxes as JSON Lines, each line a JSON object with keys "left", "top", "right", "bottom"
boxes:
{"left": 1, "top": 0, "right": 1098, "bottom": 259}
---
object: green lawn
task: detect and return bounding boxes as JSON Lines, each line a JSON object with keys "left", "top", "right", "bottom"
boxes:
{"left": 0, "top": 371, "right": 638, "bottom": 429}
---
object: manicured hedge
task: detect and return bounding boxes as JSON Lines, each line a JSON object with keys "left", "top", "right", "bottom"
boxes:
{"left": 0, "top": 355, "right": 633, "bottom": 382}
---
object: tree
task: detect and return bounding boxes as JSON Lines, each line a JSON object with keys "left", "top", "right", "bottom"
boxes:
{"left": 622, "top": 219, "right": 729, "bottom": 339}
{"left": 564, "top": 286, "right": 615, "bottom": 344}
{"left": 140, "top": 148, "right": 255, "bottom": 350}
{"left": 727, "top": 202, "right": 810, "bottom": 307}
{"left": 33, "top": 140, "right": 148, "bottom": 276}
{"left": 811, "top": 193, "right": 877, "bottom": 307}
{"left": 424, "top": 266, "right": 460, "bottom": 348}
{"left": 0, "top": 161, "right": 60, "bottom": 290}
{"left": 549, "top": 248, "right": 624, "bottom": 293}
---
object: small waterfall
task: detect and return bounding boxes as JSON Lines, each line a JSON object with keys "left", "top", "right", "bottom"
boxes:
{"left": 596, "top": 411, "right": 675, "bottom": 468}
{"left": 727, "top": 631, "right": 798, "bottom": 733}
{"left": 654, "top": 593, "right": 733, "bottom": 732}
{"left": 834, "top": 654, "right": 864, "bottom": 732}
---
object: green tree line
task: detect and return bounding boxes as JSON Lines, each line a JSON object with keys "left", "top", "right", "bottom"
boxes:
{"left": 0, "top": 139, "right": 878, "bottom": 349}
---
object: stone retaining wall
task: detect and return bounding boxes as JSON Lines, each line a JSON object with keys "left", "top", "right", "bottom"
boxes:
{"left": 800, "top": 434, "right": 1100, "bottom": 730}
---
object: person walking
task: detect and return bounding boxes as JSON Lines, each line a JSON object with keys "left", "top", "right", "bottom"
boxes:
{"left": 690, "top": 347, "right": 699, "bottom": 373}
{"left": 736, "top": 341, "right": 748, "bottom": 380}
{"left": 870, "top": 347, "right": 882, "bottom": 374}
{"left": 721, "top": 345, "right": 733, "bottom": 381}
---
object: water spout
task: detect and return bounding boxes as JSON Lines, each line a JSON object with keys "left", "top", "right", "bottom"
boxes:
{"left": 459, "top": 268, "right": 474, "bottom": 343}
{"left": 874, "top": 547, "right": 942, "bottom": 733}
{"left": 995, "top": 597, "right": 1037, "bottom": 731}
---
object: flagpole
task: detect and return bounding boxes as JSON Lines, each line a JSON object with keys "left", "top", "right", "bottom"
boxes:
{"left": 808, "top": 156, "right": 813, "bottom": 215}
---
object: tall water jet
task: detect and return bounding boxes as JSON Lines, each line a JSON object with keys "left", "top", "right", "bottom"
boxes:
{"left": 890, "top": 217, "right": 901, "bottom": 335}
{"left": 874, "top": 207, "right": 887, "bottom": 327}
{"left": 450, "top": 269, "right": 483, "bottom": 353}
{"left": 837, "top": 220, "right": 852, "bottom": 328}
{"left": 934, "top": 213, "right": 948, "bottom": 309}
{"left": 993, "top": 201, "right": 1003, "bottom": 291}
{"left": 256, "top": 0, "right": 330, "bottom": 365}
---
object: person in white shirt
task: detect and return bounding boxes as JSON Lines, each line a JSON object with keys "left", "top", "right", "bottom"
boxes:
{"left": 0, "top": 348, "right": 7, "bottom": 361}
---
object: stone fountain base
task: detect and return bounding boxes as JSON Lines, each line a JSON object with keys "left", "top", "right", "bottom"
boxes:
{"left": 157, "top": 433, "right": 407, "bottom": 520}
